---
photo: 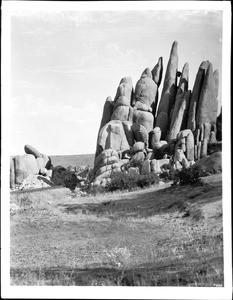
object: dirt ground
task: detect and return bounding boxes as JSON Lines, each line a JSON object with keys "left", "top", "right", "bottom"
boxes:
{"left": 10, "top": 174, "right": 223, "bottom": 286}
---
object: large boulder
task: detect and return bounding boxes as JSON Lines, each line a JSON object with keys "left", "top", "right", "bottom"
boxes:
{"left": 167, "top": 90, "right": 191, "bottom": 142}
{"left": 94, "top": 155, "right": 119, "bottom": 175}
{"left": 114, "top": 77, "right": 133, "bottom": 104}
{"left": 113, "top": 96, "right": 130, "bottom": 110}
{"left": 36, "top": 157, "right": 44, "bottom": 171}
{"left": 156, "top": 41, "right": 178, "bottom": 138}
{"left": 175, "top": 129, "right": 194, "bottom": 161}
{"left": 152, "top": 57, "right": 163, "bottom": 87}
{"left": 155, "top": 112, "right": 169, "bottom": 140}
{"left": 98, "top": 96, "right": 114, "bottom": 132}
{"left": 24, "top": 144, "right": 41, "bottom": 158}
{"left": 97, "top": 120, "right": 130, "bottom": 153}
{"left": 131, "top": 141, "right": 145, "bottom": 153}
{"left": 122, "top": 121, "right": 134, "bottom": 147}
{"left": 133, "top": 109, "right": 154, "bottom": 132}
{"left": 94, "top": 149, "right": 118, "bottom": 170}
{"left": 149, "top": 127, "right": 161, "bottom": 149}
{"left": 168, "top": 62, "right": 190, "bottom": 142}
{"left": 134, "top": 68, "right": 158, "bottom": 112}
{"left": 177, "top": 62, "right": 189, "bottom": 94}
{"left": 187, "top": 61, "right": 209, "bottom": 132}
{"left": 196, "top": 63, "right": 218, "bottom": 127}
{"left": 111, "top": 105, "right": 130, "bottom": 122}
{"left": 153, "top": 140, "right": 167, "bottom": 151}
{"left": 141, "top": 159, "right": 151, "bottom": 175}
{"left": 111, "top": 77, "right": 133, "bottom": 122}
{"left": 151, "top": 158, "right": 170, "bottom": 174}
{"left": 93, "top": 148, "right": 121, "bottom": 183}
{"left": 130, "top": 151, "right": 145, "bottom": 166}
{"left": 132, "top": 123, "right": 148, "bottom": 145}
{"left": 15, "top": 154, "right": 39, "bottom": 185}
{"left": 191, "top": 151, "right": 222, "bottom": 174}
{"left": 41, "top": 154, "right": 52, "bottom": 169}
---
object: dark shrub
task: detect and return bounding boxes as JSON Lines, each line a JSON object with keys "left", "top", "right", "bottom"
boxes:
{"left": 51, "top": 166, "right": 78, "bottom": 190}
{"left": 159, "top": 169, "right": 174, "bottom": 182}
{"left": 51, "top": 166, "right": 66, "bottom": 186}
{"left": 136, "top": 173, "right": 159, "bottom": 188}
{"left": 170, "top": 167, "right": 207, "bottom": 186}
{"left": 62, "top": 170, "right": 78, "bottom": 191}
{"left": 106, "top": 171, "right": 138, "bottom": 192}
{"left": 106, "top": 171, "right": 159, "bottom": 192}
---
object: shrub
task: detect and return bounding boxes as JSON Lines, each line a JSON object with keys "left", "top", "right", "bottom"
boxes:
{"left": 159, "top": 170, "right": 171, "bottom": 182}
{"left": 106, "top": 171, "right": 159, "bottom": 192}
{"left": 106, "top": 171, "right": 138, "bottom": 192}
{"left": 170, "top": 167, "right": 207, "bottom": 186}
{"left": 136, "top": 173, "right": 159, "bottom": 188}
{"left": 51, "top": 166, "right": 78, "bottom": 190}
{"left": 62, "top": 170, "right": 78, "bottom": 191}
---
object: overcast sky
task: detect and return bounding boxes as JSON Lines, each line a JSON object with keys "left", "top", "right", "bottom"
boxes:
{"left": 9, "top": 5, "right": 223, "bottom": 156}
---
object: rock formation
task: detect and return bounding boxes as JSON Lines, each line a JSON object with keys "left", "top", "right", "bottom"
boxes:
{"left": 10, "top": 41, "right": 222, "bottom": 189}
{"left": 155, "top": 41, "right": 178, "bottom": 139}
{"left": 10, "top": 145, "right": 53, "bottom": 188}
{"left": 92, "top": 41, "right": 221, "bottom": 186}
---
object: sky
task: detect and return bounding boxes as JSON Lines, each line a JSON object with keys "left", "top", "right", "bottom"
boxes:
{"left": 8, "top": 4, "right": 223, "bottom": 156}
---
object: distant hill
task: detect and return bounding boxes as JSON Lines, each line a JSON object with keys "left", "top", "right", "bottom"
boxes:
{"left": 50, "top": 154, "right": 95, "bottom": 168}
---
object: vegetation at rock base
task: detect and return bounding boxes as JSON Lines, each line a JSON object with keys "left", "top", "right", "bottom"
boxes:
{"left": 51, "top": 166, "right": 78, "bottom": 191}
{"left": 106, "top": 172, "right": 159, "bottom": 192}
{"left": 159, "top": 167, "right": 208, "bottom": 187}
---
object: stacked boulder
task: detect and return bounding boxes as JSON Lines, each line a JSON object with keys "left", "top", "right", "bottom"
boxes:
{"left": 187, "top": 61, "right": 219, "bottom": 159}
{"left": 92, "top": 40, "right": 222, "bottom": 185}
{"left": 10, "top": 145, "right": 52, "bottom": 188}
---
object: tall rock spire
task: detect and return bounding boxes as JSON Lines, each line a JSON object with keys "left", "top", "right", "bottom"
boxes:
{"left": 155, "top": 41, "right": 178, "bottom": 139}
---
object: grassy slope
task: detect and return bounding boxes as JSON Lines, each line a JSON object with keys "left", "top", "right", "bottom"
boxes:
{"left": 10, "top": 174, "right": 223, "bottom": 286}
{"left": 50, "top": 154, "right": 95, "bottom": 168}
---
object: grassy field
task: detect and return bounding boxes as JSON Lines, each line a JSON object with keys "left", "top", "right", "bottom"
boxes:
{"left": 10, "top": 174, "right": 223, "bottom": 286}
{"left": 50, "top": 154, "right": 95, "bottom": 168}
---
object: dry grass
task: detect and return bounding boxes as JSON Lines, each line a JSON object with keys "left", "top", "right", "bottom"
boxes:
{"left": 10, "top": 174, "right": 223, "bottom": 286}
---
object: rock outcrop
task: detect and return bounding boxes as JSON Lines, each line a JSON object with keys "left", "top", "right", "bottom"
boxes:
{"left": 10, "top": 145, "right": 53, "bottom": 188}
{"left": 11, "top": 41, "right": 221, "bottom": 190}
{"left": 92, "top": 40, "right": 221, "bottom": 185}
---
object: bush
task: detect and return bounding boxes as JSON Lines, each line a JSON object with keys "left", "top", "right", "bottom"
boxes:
{"left": 51, "top": 166, "right": 78, "bottom": 190}
{"left": 159, "top": 170, "right": 171, "bottom": 182}
{"left": 136, "top": 173, "right": 159, "bottom": 188}
{"left": 106, "top": 171, "right": 138, "bottom": 192}
{"left": 170, "top": 167, "right": 207, "bottom": 186}
{"left": 106, "top": 171, "right": 159, "bottom": 192}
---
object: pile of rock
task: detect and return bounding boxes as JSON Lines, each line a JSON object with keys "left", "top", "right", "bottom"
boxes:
{"left": 13, "top": 174, "right": 54, "bottom": 191}
{"left": 10, "top": 145, "right": 52, "bottom": 189}
{"left": 92, "top": 41, "right": 222, "bottom": 186}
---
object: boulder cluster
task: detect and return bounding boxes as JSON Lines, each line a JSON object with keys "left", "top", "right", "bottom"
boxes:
{"left": 10, "top": 145, "right": 52, "bottom": 189}
{"left": 92, "top": 41, "right": 222, "bottom": 186}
